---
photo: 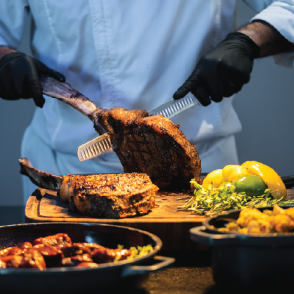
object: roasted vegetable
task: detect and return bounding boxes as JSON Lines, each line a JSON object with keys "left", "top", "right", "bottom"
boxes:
{"left": 219, "top": 204, "right": 294, "bottom": 234}
{"left": 203, "top": 161, "right": 287, "bottom": 200}
{"left": 222, "top": 165, "right": 250, "bottom": 182}
{"left": 181, "top": 161, "right": 289, "bottom": 217}
{"left": 242, "top": 161, "right": 287, "bottom": 200}
{"left": 202, "top": 169, "right": 223, "bottom": 188}
{"left": 232, "top": 175, "right": 267, "bottom": 196}
{"left": 203, "top": 165, "right": 251, "bottom": 189}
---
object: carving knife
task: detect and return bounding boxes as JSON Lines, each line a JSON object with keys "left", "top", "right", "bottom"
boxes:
{"left": 40, "top": 76, "right": 200, "bottom": 162}
{"left": 77, "top": 95, "right": 200, "bottom": 161}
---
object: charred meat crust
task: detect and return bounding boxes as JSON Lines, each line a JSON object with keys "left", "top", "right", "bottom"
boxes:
{"left": 95, "top": 107, "right": 201, "bottom": 191}
{"left": 72, "top": 173, "right": 158, "bottom": 218}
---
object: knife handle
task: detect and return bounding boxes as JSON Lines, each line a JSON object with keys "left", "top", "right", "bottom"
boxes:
{"left": 281, "top": 175, "right": 294, "bottom": 189}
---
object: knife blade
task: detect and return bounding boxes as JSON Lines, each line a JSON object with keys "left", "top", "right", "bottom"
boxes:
{"left": 77, "top": 94, "right": 200, "bottom": 162}
{"left": 148, "top": 95, "right": 200, "bottom": 117}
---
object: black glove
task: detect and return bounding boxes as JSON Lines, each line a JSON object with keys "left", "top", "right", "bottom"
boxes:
{"left": 173, "top": 32, "right": 260, "bottom": 106}
{"left": 0, "top": 52, "right": 65, "bottom": 107}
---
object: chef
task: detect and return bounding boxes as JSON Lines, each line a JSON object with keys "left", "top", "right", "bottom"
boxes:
{"left": 0, "top": 1, "right": 294, "bottom": 203}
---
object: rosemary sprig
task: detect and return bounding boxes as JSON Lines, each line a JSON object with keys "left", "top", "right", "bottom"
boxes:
{"left": 177, "top": 179, "right": 294, "bottom": 217}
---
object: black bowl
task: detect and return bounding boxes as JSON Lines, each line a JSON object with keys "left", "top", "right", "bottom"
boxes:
{"left": 190, "top": 206, "right": 294, "bottom": 288}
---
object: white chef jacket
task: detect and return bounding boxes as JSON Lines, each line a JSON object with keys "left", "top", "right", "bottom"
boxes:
{"left": 0, "top": 0, "right": 293, "bottom": 203}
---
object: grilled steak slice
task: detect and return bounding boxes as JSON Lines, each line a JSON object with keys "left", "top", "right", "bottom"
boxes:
{"left": 19, "top": 158, "right": 158, "bottom": 218}
{"left": 40, "top": 76, "right": 202, "bottom": 191}
{"left": 72, "top": 173, "right": 157, "bottom": 218}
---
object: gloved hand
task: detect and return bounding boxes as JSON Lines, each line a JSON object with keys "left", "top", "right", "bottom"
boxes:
{"left": 173, "top": 32, "right": 260, "bottom": 106}
{"left": 0, "top": 52, "right": 65, "bottom": 107}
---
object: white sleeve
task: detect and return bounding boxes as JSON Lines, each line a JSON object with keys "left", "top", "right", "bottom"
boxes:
{"left": 0, "top": 0, "right": 29, "bottom": 49}
{"left": 244, "top": 0, "right": 294, "bottom": 67}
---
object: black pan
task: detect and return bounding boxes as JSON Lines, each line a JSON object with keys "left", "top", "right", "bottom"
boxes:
{"left": 0, "top": 222, "right": 174, "bottom": 294}
{"left": 190, "top": 206, "right": 294, "bottom": 288}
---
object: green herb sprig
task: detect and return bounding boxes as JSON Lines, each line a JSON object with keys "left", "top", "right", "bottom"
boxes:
{"left": 177, "top": 179, "right": 294, "bottom": 217}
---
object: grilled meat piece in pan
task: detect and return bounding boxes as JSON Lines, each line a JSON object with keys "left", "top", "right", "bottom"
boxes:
{"left": 0, "top": 233, "right": 134, "bottom": 269}
{"left": 19, "top": 158, "right": 158, "bottom": 218}
{"left": 40, "top": 76, "right": 202, "bottom": 191}
{"left": 33, "top": 233, "right": 72, "bottom": 247}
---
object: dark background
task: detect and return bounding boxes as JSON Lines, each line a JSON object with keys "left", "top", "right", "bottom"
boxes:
{"left": 1, "top": 0, "right": 293, "bottom": 205}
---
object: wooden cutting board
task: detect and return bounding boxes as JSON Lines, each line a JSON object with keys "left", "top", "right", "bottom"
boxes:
{"left": 25, "top": 188, "right": 207, "bottom": 251}
{"left": 25, "top": 186, "right": 294, "bottom": 251}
